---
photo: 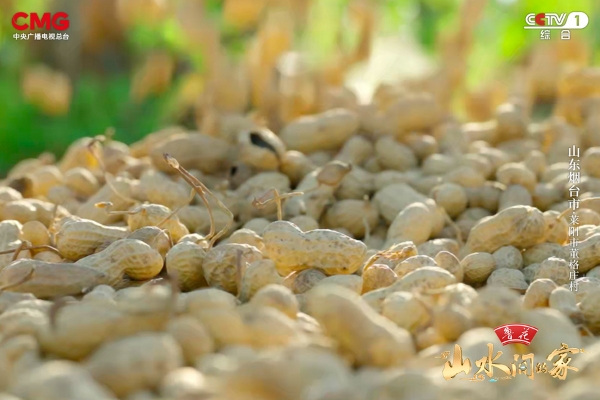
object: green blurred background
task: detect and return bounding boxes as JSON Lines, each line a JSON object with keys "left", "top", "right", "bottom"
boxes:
{"left": 0, "top": 0, "right": 598, "bottom": 175}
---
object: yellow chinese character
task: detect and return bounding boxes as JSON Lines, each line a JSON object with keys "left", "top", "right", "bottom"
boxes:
{"left": 509, "top": 354, "right": 535, "bottom": 378}
{"left": 516, "top": 353, "right": 535, "bottom": 380}
{"left": 536, "top": 362, "right": 548, "bottom": 374}
{"left": 442, "top": 344, "right": 472, "bottom": 380}
{"left": 474, "top": 343, "right": 511, "bottom": 378}
{"left": 546, "top": 343, "right": 583, "bottom": 380}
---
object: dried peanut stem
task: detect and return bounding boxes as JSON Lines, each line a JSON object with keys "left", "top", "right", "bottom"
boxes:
{"left": 7, "top": 241, "right": 28, "bottom": 261}
{"left": 87, "top": 138, "right": 138, "bottom": 206}
{"left": 0, "top": 265, "right": 35, "bottom": 291}
{"left": 164, "top": 153, "right": 234, "bottom": 249}
{"left": 0, "top": 244, "right": 61, "bottom": 259}
{"left": 31, "top": 245, "right": 62, "bottom": 255}
{"left": 362, "top": 246, "right": 415, "bottom": 271}
{"left": 95, "top": 201, "right": 144, "bottom": 217}
{"left": 301, "top": 184, "right": 321, "bottom": 195}
{"left": 152, "top": 228, "right": 174, "bottom": 249}
{"left": 576, "top": 322, "right": 594, "bottom": 338}
{"left": 50, "top": 202, "right": 60, "bottom": 228}
{"left": 156, "top": 188, "right": 196, "bottom": 229}
{"left": 251, "top": 188, "right": 304, "bottom": 221}
{"left": 235, "top": 249, "right": 244, "bottom": 296}
{"left": 164, "top": 156, "right": 215, "bottom": 241}
{"left": 106, "top": 174, "right": 138, "bottom": 205}
{"left": 137, "top": 273, "right": 179, "bottom": 317}
{"left": 362, "top": 250, "right": 386, "bottom": 271}
{"left": 557, "top": 208, "right": 572, "bottom": 221}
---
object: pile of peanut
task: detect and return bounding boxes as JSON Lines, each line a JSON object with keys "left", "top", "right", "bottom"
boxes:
{"left": 2, "top": 62, "right": 600, "bottom": 400}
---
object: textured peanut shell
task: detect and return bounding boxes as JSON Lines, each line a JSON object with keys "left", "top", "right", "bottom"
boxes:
{"left": 0, "top": 220, "right": 29, "bottom": 270}
{"left": 393, "top": 255, "right": 437, "bottom": 279}
{"left": 520, "top": 308, "right": 582, "bottom": 357}
{"left": 126, "top": 204, "right": 189, "bottom": 243}
{"left": 126, "top": 226, "right": 172, "bottom": 260}
{"left": 192, "top": 308, "right": 250, "bottom": 348}
{"left": 579, "top": 287, "right": 600, "bottom": 333}
{"left": 492, "top": 245, "right": 523, "bottom": 270}
{"left": 314, "top": 274, "right": 363, "bottom": 294}
{"left": 486, "top": 268, "right": 528, "bottom": 292}
{"left": 388, "top": 266, "right": 456, "bottom": 292}
{"left": 202, "top": 243, "right": 263, "bottom": 294}
{"left": 375, "top": 136, "right": 417, "bottom": 172}
{"left": 11, "top": 361, "right": 118, "bottom": 400}
{"left": 0, "top": 292, "right": 35, "bottom": 313}
{"left": 183, "top": 288, "right": 239, "bottom": 313}
{"left": 139, "top": 170, "right": 191, "bottom": 210}
{"left": 306, "top": 285, "right": 415, "bottom": 368}
{"left": 460, "top": 205, "right": 545, "bottom": 257}
{"left": 386, "top": 202, "right": 433, "bottom": 245}
{"left": 239, "top": 305, "right": 301, "bottom": 348}
{"left": 0, "top": 259, "right": 112, "bottom": 298}
{"left": 165, "top": 241, "right": 207, "bottom": 292}
{"left": 279, "top": 150, "right": 315, "bottom": 186}
{"left": 574, "top": 234, "right": 600, "bottom": 273}
{"left": 522, "top": 242, "right": 566, "bottom": 266}
{"left": 238, "top": 259, "right": 283, "bottom": 302}
{"left": 76, "top": 239, "right": 164, "bottom": 284}
{"left": 283, "top": 170, "right": 335, "bottom": 220}
{"left": 227, "top": 229, "right": 265, "bottom": 252}
{"left": 334, "top": 166, "right": 375, "bottom": 201}
{"left": 372, "top": 183, "right": 427, "bottom": 223}
{"left": 522, "top": 278, "right": 557, "bottom": 309}
{"left": 158, "top": 367, "right": 209, "bottom": 400}
{"left": 381, "top": 291, "right": 430, "bottom": 333}
{"left": 166, "top": 316, "right": 215, "bottom": 365}
{"left": 283, "top": 268, "right": 326, "bottom": 294}
{"left": 548, "top": 286, "right": 578, "bottom": 316}
{"left": 55, "top": 219, "right": 128, "bottom": 261}
{"left": 19, "top": 220, "right": 51, "bottom": 248}
{"left": 433, "top": 304, "right": 473, "bottom": 341}
{"left": 417, "top": 238, "right": 460, "bottom": 258}
{"left": 38, "top": 301, "right": 126, "bottom": 360}
{"left": 279, "top": 108, "right": 359, "bottom": 153}
{"left": 461, "top": 252, "right": 496, "bottom": 284}
{"left": 237, "top": 128, "right": 285, "bottom": 171}
{"left": 361, "top": 264, "right": 397, "bottom": 293}
{"left": 498, "top": 184, "right": 532, "bottom": 211}
{"left": 263, "top": 221, "right": 367, "bottom": 276}
{"left": 64, "top": 167, "right": 100, "bottom": 197}
{"left": 250, "top": 284, "right": 298, "bottom": 319}
{"left": 77, "top": 177, "right": 134, "bottom": 224}
{"left": 469, "top": 286, "right": 521, "bottom": 328}
{"left": 86, "top": 333, "right": 184, "bottom": 397}
{"left": 434, "top": 251, "right": 463, "bottom": 282}
{"left": 150, "top": 133, "right": 231, "bottom": 174}
{"left": 534, "top": 256, "right": 570, "bottom": 285}
{"left": 430, "top": 182, "right": 468, "bottom": 218}
{"left": 322, "top": 199, "right": 379, "bottom": 239}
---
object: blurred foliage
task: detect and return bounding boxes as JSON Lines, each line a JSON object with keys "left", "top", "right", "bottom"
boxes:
{"left": 0, "top": 0, "right": 598, "bottom": 175}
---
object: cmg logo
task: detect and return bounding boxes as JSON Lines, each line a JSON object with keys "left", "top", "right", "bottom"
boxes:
{"left": 12, "top": 12, "right": 69, "bottom": 31}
